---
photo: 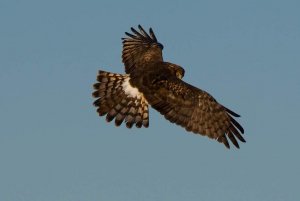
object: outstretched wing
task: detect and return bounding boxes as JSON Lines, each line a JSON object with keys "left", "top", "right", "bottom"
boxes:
{"left": 122, "top": 25, "right": 164, "bottom": 74}
{"left": 144, "top": 77, "right": 245, "bottom": 149}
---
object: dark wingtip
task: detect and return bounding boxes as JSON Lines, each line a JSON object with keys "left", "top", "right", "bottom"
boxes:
{"left": 218, "top": 136, "right": 230, "bottom": 149}
{"left": 125, "top": 32, "right": 136, "bottom": 38}
{"left": 149, "top": 27, "right": 158, "bottom": 42}
{"left": 224, "top": 106, "right": 241, "bottom": 117}
{"left": 149, "top": 27, "right": 154, "bottom": 33}
{"left": 123, "top": 25, "right": 162, "bottom": 49}
{"left": 239, "top": 125, "right": 244, "bottom": 134}
{"left": 229, "top": 116, "right": 244, "bottom": 134}
{"left": 224, "top": 143, "right": 230, "bottom": 149}
{"left": 229, "top": 125, "right": 246, "bottom": 144}
{"left": 233, "top": 142, "right": 240, "bottom": 149}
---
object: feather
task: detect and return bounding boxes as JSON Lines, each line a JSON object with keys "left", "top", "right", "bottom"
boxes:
{"left": 130, "top": 27, "right": 145, "bottom": 39}
{"left": 149, "top": 28, "right": 157, "bottom": 41}
{"left": 230, "top": 125, "right": 246, "bottom": 142}
{"left": 224, "top": 106, "right": 241, "bottom": 117}
{"left": 227, "top": 132, "right": 239, "bottom": 148}
{"left": 92, "top": 70, "right": 149, "bottom": 128}
{"left": 138, "top": 25, "right": 151, "bottom": 40}
{"left": 229, "top": 115, "right": 244, "bottom": 133}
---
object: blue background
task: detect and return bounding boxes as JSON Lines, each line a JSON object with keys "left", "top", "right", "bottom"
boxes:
{"left": 1, "top": 0, "right": 299, "bottom": 200}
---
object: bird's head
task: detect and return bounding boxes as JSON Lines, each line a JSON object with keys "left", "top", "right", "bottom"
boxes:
{"left": 166, "top": 62, "right": 185, "bottom": 79}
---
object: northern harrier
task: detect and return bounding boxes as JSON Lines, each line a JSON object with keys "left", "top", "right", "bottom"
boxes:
{"left": 92, "top": 25, "right": 245, "bottom": 149}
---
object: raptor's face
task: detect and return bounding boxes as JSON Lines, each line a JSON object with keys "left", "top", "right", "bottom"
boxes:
{"left": 175, "top": 67, "right": 185, "bottom": 79}
{"left": 167, "top": 63, "right": 185, "bottom": 79}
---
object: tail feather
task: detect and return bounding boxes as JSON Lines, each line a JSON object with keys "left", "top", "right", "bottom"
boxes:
{"left": 93, "top": 70, "right": 149, "bottom": 128}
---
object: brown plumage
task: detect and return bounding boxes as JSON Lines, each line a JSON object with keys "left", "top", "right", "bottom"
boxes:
{"left": 92, "top": 71, "right": 149, "bottom": 128}
{"left": 92, "top": 25, "right": 246, "bottom": 149}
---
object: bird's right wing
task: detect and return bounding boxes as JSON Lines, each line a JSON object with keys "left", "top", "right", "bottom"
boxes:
{"left": 144, "top": 77, "right": 245, "bottom": 149}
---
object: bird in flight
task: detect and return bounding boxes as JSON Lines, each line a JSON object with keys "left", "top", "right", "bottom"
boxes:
{"left": 92, "top": 25, "right": 246, "bottom": 149}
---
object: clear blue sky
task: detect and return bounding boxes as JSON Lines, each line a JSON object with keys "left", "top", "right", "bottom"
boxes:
{"left": 1, "top": 0, "right": 299, "bottom": 200}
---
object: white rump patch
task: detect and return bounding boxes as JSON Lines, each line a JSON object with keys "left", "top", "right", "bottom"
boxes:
{"left": 122, "top": 77, "right": 142, "bottom": 99}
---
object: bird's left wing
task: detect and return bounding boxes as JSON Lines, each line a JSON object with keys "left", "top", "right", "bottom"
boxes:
{"left": 144, "top": 77, "right": 245, "bottom": 149}
{"left": 122, "top": 25, "right": 164, "bottom": 74}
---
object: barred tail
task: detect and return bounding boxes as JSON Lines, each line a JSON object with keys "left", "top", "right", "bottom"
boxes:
{"left": 92, "top": 70, "right": 149, "bottom": 128}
